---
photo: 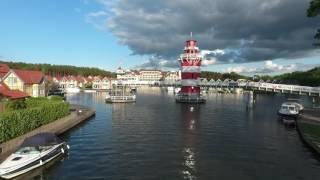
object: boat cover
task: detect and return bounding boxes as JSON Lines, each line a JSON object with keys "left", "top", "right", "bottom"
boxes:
{"left": 20, "top": 133, "right": 63, "bottom": 147}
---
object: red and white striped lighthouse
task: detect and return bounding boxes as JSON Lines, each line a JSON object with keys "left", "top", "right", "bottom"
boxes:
{"left": 176, "top": 34, "right": 205, "bottom": 103}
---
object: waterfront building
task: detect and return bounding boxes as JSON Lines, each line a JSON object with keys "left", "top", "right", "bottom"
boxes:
{"left": 176, "top": 37, "right": 205, "bottom": 103}
{"left": 139, "top": 70, "right": 163, "bottom": 82}
{"left": 116, "top": 67, "right": 126, "bottom": 77}
{"left": 116, "top": 68, "right": 167, "bottom": 85}
{"left": 59, "top": 76, "right": 78, "bottom": 89}
{"left": 117, "top": 71, "right": 140, "bottom": 81}
{"left": 56, "top": 75, "right": 87, "bottom": 89}
{"left": 2, "top": 69, "right": 46, "bottom": 97}
{"left": 0, "top": 82, "right": 29, "bottom": 100}
{"left": 92, "top": 76, "right": 102, "bottom": 89}
{"left": 92, "top": 76, "right": 111, "bottom": 90}
{"left": 164, "top": 71, "right": 181, "bottom": 81}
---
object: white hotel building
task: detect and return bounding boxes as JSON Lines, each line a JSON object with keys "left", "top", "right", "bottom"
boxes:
{"left": 115, "top": 67, "right": 181, "bottom": 85}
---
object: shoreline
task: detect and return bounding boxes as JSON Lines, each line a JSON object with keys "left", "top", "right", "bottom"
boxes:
{"left": 0, "top": 104, "right": 95, "bottom": 162}
{"left": 296, "top": 109, "right": 320, "bottom": 156}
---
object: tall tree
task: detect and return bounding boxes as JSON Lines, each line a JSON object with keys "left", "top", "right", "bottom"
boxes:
{"left": 308, "top": 0, "right": 320, "bottom": 44}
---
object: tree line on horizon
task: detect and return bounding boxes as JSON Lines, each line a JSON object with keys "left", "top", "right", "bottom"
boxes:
{"left": 201, "top": 66, "right": 320, "bottom": 87}
{"left": 2, "top": 60, "right": 320, "bottom": 87}
{"left": 0, "top": 60, "right": 116, "bottom": 77}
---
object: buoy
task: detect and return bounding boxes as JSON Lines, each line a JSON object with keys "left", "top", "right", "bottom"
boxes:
{"left": 67, "top": 145, "right": 70, "bottom": 150}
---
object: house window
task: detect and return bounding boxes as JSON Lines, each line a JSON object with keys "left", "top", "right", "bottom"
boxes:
{"left": 8, "top": 77, "right": 17, "bottom": 84}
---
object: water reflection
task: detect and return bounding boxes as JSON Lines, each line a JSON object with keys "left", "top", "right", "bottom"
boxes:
{"left": 180, "top": 104, "right": 201, "bottom": 180}
{"left": 32, "top": 90, "right": 320, "bottom": 180}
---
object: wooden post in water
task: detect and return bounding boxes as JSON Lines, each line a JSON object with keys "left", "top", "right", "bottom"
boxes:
{"left": 247, "top": 91, "right": 255, "bottom": 109}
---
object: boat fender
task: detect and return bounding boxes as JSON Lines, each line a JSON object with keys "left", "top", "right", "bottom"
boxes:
{"left": 39, "top": 159, "right": 43, "bottom": 165}
{"left": 61, "top": 148, "right": 65, "bottom": 154}
{"left": 67, "top": 145, "right": 70, "bottom": 150}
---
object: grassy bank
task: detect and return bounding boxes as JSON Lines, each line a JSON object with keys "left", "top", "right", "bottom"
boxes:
{"left": 299, "top": 122, "right": 320, "bottom": 138}
{"left": 297, "top": 119, "right": 320, "bottom": 155}
{"left": 0, "top": 97, "right": 70, "bottom": 143}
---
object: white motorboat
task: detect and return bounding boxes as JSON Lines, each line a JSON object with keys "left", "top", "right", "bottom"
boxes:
{"left": 278, "top": 102, "right": 300, "bottom": 118}
{"left": 291, "top": 102, "right": 304, "bottom": 112}
{"left": 167, "top": 87, "right": 174, "bottom": 93}
{"left": 0, "top": 133, "right": 69, "bottom": 179}
{"left": 65, "top": 87, "right": 80, "bottom": 93}
{"left": 286, "top": 98, "right": 304, "bottom": 112}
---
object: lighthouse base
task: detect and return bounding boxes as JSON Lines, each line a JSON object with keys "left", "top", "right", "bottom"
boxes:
{"left": 175, "top": 94, "right": 206, "bottom": 104}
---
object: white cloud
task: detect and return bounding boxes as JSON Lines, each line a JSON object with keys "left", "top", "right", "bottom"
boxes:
{"left": 200, "top": 49, "right": 225, "bottom": 56}
{"left": 225, "top": 66, "right": 258, "bottom": 74}
{"left": 202, "top": 58, "right": 217, "bottom": 66}
{"left": 85, "top": 11, "right": 109, "bottom": 30}
{"left": 224, "top": 60, "right": 317, "bottom": 75}
{"left": 263, "top": 60, "right": 297, "bottom": 72}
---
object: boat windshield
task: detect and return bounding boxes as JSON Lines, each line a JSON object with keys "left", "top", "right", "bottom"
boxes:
{"left": 39, "top": 145, "right": 53, "bottom": 152}
{"left": 282, "top": 106, "right": 289, "bottom": 110}
{"left": 289, "top": 107, "right": 296, "bottom": 111}
{"left": 15, "top": 147, "right": 40, "bottom": 155}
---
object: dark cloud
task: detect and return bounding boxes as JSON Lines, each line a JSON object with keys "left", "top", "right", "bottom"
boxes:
{"left": 93, "top": 0, "right": 320, "bottom": 66}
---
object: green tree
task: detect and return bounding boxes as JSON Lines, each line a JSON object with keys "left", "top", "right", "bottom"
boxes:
{"left": 308, "top": 0, "right": 320, "bottom": 45}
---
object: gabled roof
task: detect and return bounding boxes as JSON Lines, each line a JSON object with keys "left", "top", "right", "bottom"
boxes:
{"left": 85, "top": 77, "right": 93, "bottom": 82}
{"left": 0, "top": 64, "right": 10, "bottom": 79}
{"left": 45, "top": 75, "right": 53, "bottom": 81}
{"left": 93, "top": 76, "right": 102, "bottom": 81}
{"left": 8, "top": 69, "right": 45, "bottom": 84}
{"left": 0, "top": 82, "right": 29, "bottom": 99}
{"left": 75, "top": 76, "right": 85, "bottom": 83}
{"left": 54, "top": 76, "right": 63, "bottom": 81}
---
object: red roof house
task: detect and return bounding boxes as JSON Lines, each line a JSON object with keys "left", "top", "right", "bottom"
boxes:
{"left": 0, "top": 82, "right": 29, "bottom": 99}
{"left": 12, "top": 69, "right": 45, "bottom": 84}
{"left": 2, "top": 69, "right": 46, "bottom": 97}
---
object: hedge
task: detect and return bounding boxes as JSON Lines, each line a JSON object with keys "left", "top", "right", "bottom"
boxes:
{"left": 0, "top": 101, "right": 69, "bottom": 143}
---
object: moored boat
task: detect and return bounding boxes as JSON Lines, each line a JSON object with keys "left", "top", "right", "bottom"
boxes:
{"left": 65, "top": 87, "right": 80, "bottom": 93}
{"left": 105, "top": 93, "right": 136, "bottom": 103}
{"left": 105, "top": 84, "right": 136, "bottom": 103}
{"left": 278, "top": 102, "right": 300, "bottom": 118}
{"left": 0, "top": 133, "right": 69, "bottom": 179}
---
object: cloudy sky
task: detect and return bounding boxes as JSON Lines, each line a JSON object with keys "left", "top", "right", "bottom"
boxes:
{"left": 1, "top": 0, "right": 320, "bottom": 75}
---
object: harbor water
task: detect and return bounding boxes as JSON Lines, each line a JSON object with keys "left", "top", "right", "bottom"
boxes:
{"left": 16, "top": 88, "right": 320, "bottom": 180}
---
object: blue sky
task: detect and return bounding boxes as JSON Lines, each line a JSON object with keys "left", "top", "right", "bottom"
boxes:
{"left": 0, "top": 0, "right": 137, "bottom": 71}
{"left": 0, "top": 0, "right": 320, "bottom": 75}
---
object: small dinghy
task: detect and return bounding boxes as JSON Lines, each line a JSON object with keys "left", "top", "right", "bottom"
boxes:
{"left": 0, "top": 133, "right": 69, "bottom": 179}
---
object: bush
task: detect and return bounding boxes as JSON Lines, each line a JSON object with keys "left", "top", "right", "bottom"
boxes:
{"left": 25, "top": 97, "right": 48, "bottom": 108}
{"left": 49, "top": 96, "right": 64, "bottom": 101}
{"left": 5, "top": 100, "right": 27, "bottom": 111}
{"left": 0, "top": 101, "right": 69, "bottom": 143}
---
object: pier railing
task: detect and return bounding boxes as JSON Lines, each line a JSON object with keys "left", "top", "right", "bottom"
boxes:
{"left": 162, "top": 81, "right": 320, "bottom": 96}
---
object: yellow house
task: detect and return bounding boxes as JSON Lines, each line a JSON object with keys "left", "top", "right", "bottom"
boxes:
{"left": 2, "top": 69, "right": 46, "bottom": 97}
